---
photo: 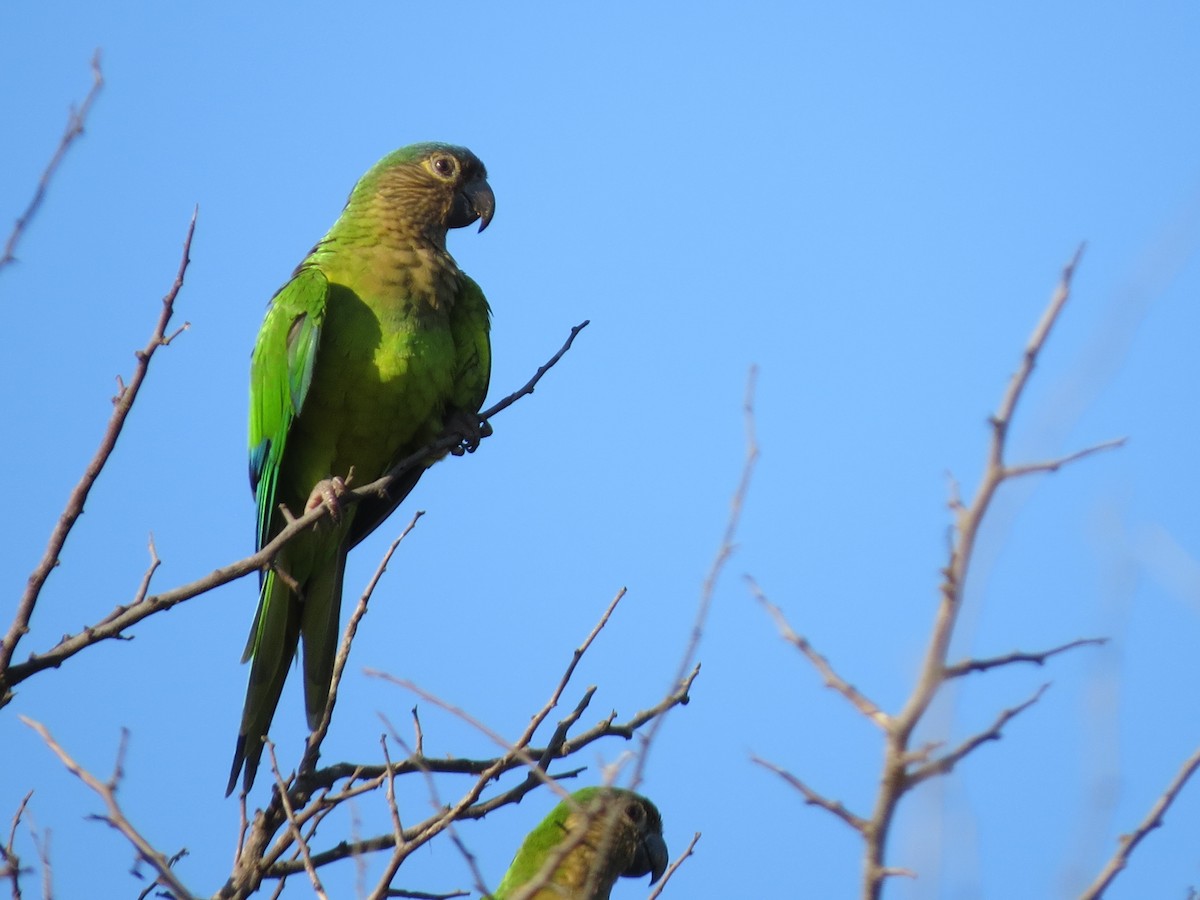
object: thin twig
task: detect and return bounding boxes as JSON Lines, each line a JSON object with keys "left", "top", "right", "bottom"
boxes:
{"left": 749, "top": 579, "right": 889, "bottom": 728}
{"left": 646, "top": 831, "right": 701, "bottom": 900}
{"left": 18, "top": 718, "right": 196, "bottom": 900}
{"left": 1079, "top": 741, "right": 1200, "bottom": 900}
{"left": 906, "top": 684, "right": 1049, "bottom": 787}
{"left": 1, "top": 51, "right": 104, "bottom": 271}
{"left": 751, "top": 756, "right": 868, "bottom": 834}
{"left": 1, "top": 790, "right": 34, "bottom": 899}
{"left": 0, "top": 208, "right": 196, "bottom": 688}
{"left": 371, "top": 726, "right": 487, "bottom": 900}
{"left": 634, "top": 366, "right": 758, "bottom": 788}
{"left": 367, "top": 736, "right": 408, "bottom": 900}
{"left": 944, "top": 637, "right": 1107, "bottom": 678}
{"left": 1002, "top": 438, "right": 1127, "bottom": 479}
{"left": 369, "top": 585, "right": 631, "bottom": 802}
{"left": 267, "top": 745, "right": 327, "bottom": 900}
{"left": 27, "top": 817, "right": 49, "bottom": 900}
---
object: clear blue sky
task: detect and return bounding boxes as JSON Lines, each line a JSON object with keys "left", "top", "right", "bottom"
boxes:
{"left": 3, "top": 3, "right": 1199, "bottom": 897}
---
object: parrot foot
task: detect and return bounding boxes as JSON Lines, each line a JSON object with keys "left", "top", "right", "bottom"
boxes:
{"left": 446, "top": 411, "right": 492, "bottom": 456}
{"left": 305, "top": 475, "right": 349, "bottom": 525}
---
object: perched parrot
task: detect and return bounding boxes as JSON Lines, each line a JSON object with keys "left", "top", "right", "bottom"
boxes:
{"left": 490, "top": 788, "right": 669, "bottom": 900}
{"left": 227, "top": 143, "right": 494, "bottom": 796}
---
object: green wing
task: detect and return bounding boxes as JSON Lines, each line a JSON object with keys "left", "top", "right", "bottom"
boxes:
{"left": 227, "top": 266, "right": 328, "bottom": 797}
{"left": 248, "top": 265, "right": 328, "bottom": 563}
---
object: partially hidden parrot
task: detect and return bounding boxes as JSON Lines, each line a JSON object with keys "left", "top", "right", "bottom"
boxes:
{"left": 227, "top": 143, "right": 494, "bottom": 796}
{"left": 490, "top": 788, "right": 669, "bottom": 900}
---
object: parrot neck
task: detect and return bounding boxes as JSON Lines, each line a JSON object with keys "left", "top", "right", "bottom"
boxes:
{"left": 310, "top": 219, "right": 462, "bottom": 312}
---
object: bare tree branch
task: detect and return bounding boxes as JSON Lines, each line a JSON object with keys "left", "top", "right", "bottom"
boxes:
{"left": 1, "top": 51, "right": 104, "bottom": 272}
{"left": 944, "top": 637, "right": 1107, "bottom": 678}
{"left": 216, "top": 577, "right": 695, "bottom": 897}
{"left": 751, "top": 756, "right": 868, "bottom": 835}
{"left": 1, "top": 321, "right": 588, "bottom": 699}
{"left": 747, "top": 249, "right": 1132, "bottom": 897}
{"left": 248, "top": 671, "right": 696, "bottom": 882}
{"left": 749, "top": 579, "right": 889, "bottom": 729}
{"left": 906, "top": 683, "right": 1049, "bottom": 788}
{"left": 1001, "top": 438, "right": 1128, "bottom": 480}
{"left": 854, "top": 245, "right": 1125, "bottom": 899}
{"left": 18, "top": 718, "right": 196, "bottom": 900}
{"left": 0, "top": 208, "right": 196, "bottom": 692}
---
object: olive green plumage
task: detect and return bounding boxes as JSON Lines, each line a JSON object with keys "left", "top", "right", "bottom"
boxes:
{"left": 228, "top": 143, "right": 494, "bottom": 795}
{"left": 491, "top": 788, "right": 669, "bottom": 900}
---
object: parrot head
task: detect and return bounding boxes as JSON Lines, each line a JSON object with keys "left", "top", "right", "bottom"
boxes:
{"left": 616, "top": 792, "right": 669, "bottom": 885}
{"left": 356, "top": 142, "right": 494, "bottom": 238}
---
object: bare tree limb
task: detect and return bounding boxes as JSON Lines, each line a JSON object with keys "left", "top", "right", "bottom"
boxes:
{"left": 1, "top": 321, "right": 588, "bottom": 699}
{"left": 1, "top": 51, "right": 104, "bottom": 272}
{"left": 854, "top": 246, "right": 1125, "bottom": 899}
{"left": 0, "top": 208, "right": 196, "bottom": 692}
{"left": 18, "top": 718, "right": 195, "bottom": 900}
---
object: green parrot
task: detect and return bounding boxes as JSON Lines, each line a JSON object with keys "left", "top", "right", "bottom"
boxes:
{"left": 227, "top": 143, "right": 494, "bottom": 796}
{"left": 490, "top": 788, "right": 669, "bottom": 900}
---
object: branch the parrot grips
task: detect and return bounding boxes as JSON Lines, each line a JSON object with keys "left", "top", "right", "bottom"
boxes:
{"left": 228, "top": 143, "right": 494, "bottom": 796}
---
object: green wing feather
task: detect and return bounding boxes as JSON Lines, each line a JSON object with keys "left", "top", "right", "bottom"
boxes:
{"left": 243, "top": 265, "right": 328, "bottom": 657}
{"left": 228, "top": 266, "right": 329, "bottom": 795}
{"left": 248, "top": 265, "right": 328, "bottom": 561}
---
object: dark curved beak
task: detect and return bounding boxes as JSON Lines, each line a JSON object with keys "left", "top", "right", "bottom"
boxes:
{"left": 627, "top": 830, "right": 669, "bottom": 885}
{"left": 449, "top": 177, "right": 495, "bottom": 232}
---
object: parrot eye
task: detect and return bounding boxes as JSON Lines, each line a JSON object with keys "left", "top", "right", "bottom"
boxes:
{"left": 624, "top": 801, "right": 645, "bottom": 825}
{"left": 431, "top": 155, "right": 457, "bottom": 179}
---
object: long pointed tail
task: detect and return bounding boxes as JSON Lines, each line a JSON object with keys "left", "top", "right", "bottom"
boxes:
{"left": 227, "top": 569, "right": 300, "bottom": 796}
